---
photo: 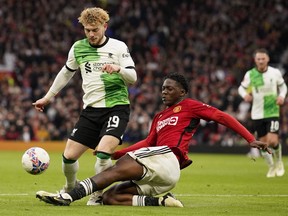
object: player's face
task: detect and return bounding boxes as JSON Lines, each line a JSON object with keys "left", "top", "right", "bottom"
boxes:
{"left": 84, "top": 23, "right": 107, "bottom": 46}
{"left": 254, "top": 52, "right": 269, "bottom": 72}
{"left": 161, "top": 79, "right": 185, "bottom": 107}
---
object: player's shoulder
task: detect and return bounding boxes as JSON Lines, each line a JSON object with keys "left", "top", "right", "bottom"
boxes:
{"left": 182, "top": 98, "right": 215, "bottom": 109}
{"left": 72, "top": 38, "right": 89, "bottom": 48}
{"left": 107, "top": 37, "right": 127, "bottom": 46}
{"left": 267, "top": 66, "right": 284, "bottom": 78}
{"left": 246, "top": 67, "right": 257, "bottom": 74}
{"left": 267, "top": 66, "right": 281, "bottom": 73}
{"left": 182, "top": 98, "right": 200, "bottom": 104}
{"left": 181, "top": 98, "right": 205, "bottom": 107}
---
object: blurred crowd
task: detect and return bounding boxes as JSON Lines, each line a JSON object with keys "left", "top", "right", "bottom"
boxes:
{"left": 1, "top": 0, "right": 288, "bottom": 148}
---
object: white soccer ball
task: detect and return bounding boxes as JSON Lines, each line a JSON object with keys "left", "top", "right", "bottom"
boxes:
{"left": 22, "top": 147, "right": 50, "bottom": 175}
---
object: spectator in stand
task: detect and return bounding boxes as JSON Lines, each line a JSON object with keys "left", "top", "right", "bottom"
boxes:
{"left": 5, "top": 124, "right": 20, "bottom": 140}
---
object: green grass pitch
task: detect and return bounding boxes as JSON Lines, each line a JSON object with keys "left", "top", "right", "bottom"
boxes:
{"left": 0, "top": 150, "right": 287, "bottom": 216}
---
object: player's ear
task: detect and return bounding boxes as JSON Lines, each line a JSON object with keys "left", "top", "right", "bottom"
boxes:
{"left": 103, "top": 22, "right": 108, "bottom": 29}
{"left": 180, "top": 89, "right": 186, "bottom": 96}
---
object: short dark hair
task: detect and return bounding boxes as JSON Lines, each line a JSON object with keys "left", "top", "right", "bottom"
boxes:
{"left": 253, "top": 48, "right": 269, "bottom": 57}
{"left": 164, "top": 73, "right": 189, "bottom": 93}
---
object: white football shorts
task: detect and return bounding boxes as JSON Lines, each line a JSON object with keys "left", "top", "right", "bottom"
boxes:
{"left": 128, "top": 146, "right": 180, "bottom": 196}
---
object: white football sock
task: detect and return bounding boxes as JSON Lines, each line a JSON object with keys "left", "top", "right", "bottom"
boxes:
{"left": 261, "top": 150, "right": 274, "bottom": 167}
{"left": 95, "top": 157, "right": 112, "bottom": 174}
{"left": 94, "top": 157, "right": 112, "bottom": 195}
{"left": 62, "top": 160, "right": 79, "bottom": 188}
{"left": 273, "top": 144, "right": 282, "bottom": 162}
{"left": 132, "top": 195, "right": 146, "bottom": 206}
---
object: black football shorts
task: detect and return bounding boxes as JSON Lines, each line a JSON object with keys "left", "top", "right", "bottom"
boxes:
{"left": 253, "top": 117, "right": 279, "bottom": 138}
{"left": 69, "top": 105, "right": 130, "bottom": 149}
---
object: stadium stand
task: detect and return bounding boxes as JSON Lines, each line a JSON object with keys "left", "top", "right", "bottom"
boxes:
{"left": 0, "top": 0, "right": 288, "bottom": 149}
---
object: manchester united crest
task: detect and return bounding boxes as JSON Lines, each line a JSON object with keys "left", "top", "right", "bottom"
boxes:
{"left": 173, "top": 106, "right": 181, "bottom": 113}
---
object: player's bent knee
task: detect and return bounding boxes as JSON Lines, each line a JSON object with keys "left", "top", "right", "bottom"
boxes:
{"left": 62, "top": 154, "right": 77, "bottom": 163}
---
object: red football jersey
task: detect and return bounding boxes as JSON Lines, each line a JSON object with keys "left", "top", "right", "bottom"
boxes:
{"left": 146, "top": 98, "right": 217, "bottom": 158}
{"left": 113, "top": 98, "right": 255, "bottom": 169}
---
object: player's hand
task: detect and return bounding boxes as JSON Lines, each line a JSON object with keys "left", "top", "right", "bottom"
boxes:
{"left": 276, "top": 96, "right": 285, "bottom": 106}
{"left": 102, "top": 64, "right": 120, "bottom": 74}
{"left": 249, "top": 140, "right": 271, "bottom": 154}
{"left": 32, "top": 97, "right": 49, "bottom": 112}
{"left": 244, "top": 94, "right": 253, "bottom": 102}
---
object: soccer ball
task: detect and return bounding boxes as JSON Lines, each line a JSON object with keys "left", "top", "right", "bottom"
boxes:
{"left": 22, "top": 147, "right": 50, "bottom": 175}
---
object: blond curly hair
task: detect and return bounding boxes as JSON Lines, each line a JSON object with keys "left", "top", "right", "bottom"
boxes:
{"left": 78, "top": 7, "right": 109, "bottom": 26}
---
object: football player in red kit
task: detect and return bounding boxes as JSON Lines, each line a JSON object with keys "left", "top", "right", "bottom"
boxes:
{"left": 36, "top": 73, "right": 270, "bottom": 207}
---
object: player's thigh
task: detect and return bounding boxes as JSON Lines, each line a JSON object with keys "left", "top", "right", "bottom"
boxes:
{"left": 254, "top": 118, "right": 279, "bottom": 139}
{"left": 69, "top": 111, "right": 102, "bottom": 149}
{"left": 266, "top": 132, "right": 279, "bottom": 146}
{"left": 92, "top": 154, "right": 144, "bottom": 184}
{"left": 63, "top": 139, "right": 90, "bottom": 160}
{"left": 98, "top": 106, "right": 130, "bottom": 151}
{"left": 112, "top": 154, "right": 144, "bottom": 179}
{"left": 129, "top": 148, "right": 180, "bottom": 196}
{"left": 96, "top": 135, "right": 121, "bottom": 153}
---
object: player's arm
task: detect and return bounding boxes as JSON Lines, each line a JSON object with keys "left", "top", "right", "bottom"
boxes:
{"left": 277, "top": 80, "right": 287, "bottom": 105}
{"left": 45, "top": 44, "right": 79, "bottom": 101}
{"left": 274, "top": 69, "right": 287, "bottom": 105}
{"left": 117, "top": 66, "right": 137, "bottom": 84}
{"left": 43, "top": 65, "right": 76, "bottom": 101}
{"left": 32, "top": 46, "right": 78, "bottom": 111}
{"left": 102, "top": 64, "right": 136, "bottom": 85}
{"left": 278, "top": 82, "right": 287, "bottom": 98}
{"left": 210, "top": 109, "right": 270, "bottom": 153}
{"left": 118, "top": 43, "right": 137, "bottom": 84}
{"left": 33, "top": 65, "right": 76, "bottom": 109}
{"left": 32, "top": 66, "right": 76, "bottom": 111}
{"left": 238, "top": 73, "right": 252, "bottom": 102}
{"left": 238, "top": 85, "right": 248, "bottom": 98}
{"left": 105, "top": 42, "right": 136, "bottom": 84}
